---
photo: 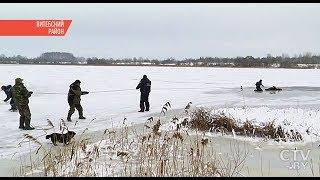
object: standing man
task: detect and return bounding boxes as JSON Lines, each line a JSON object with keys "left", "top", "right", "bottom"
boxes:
{"left": 12, "top": 78, "right": 34, "bottom": 130}
{"left": 255, "top": 79, "right": 264, "bottom": 91}
{"left": 1, "top": 85, "right": 17, "bottom": 111}
{"left": 67, "top": 80, "right": 89, "bottom": 121}
{"left": 136, "top": 75, "right": 151, "bottom": 112}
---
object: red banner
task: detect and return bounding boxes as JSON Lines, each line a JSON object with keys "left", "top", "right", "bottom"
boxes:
{"left": 0, "top": 20, "right": 72, "bottom": 36}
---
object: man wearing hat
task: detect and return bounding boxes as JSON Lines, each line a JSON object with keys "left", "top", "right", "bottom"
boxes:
{"left": 67, "top": 80, "right": 89, "bottom": 121}
{"left": 12, "top": 78, "right": 34, "bottom": 130}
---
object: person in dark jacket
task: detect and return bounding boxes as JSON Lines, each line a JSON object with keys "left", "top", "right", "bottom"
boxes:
{"left": 67, "top": 80, "right": 89, "bottom": 121}
{"left": 1, "top": 85, "right": 17, "bottom": 111}
{"left": 136, "top": 75, "right": 151, "bottom": 112}
{"left": 255, "top": 79, "right": 264, "bottom": 92}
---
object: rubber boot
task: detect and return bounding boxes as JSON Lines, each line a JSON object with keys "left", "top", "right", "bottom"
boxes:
{"left": 139, "top": 101, "right": 144, "bottom": 112}
{"left": 19, "top": 117, "right": 25, "bottom": 129}
{"left": 67, "top": 113, "right": 72, "bottom": 122}
{"left": 79, "top": 111, "right": 86, "bottom": 119}
{"left": 145, "top": 101, "right": 150, "bottom": 112}
{"left": 24, "top": 118, "right": 35, "bottom": 130}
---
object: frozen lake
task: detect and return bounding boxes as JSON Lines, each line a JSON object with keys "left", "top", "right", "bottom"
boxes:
{"left": 1, "top": 65, "right": 320, "bottom": 159}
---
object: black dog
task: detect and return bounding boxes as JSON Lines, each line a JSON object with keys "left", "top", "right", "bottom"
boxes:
{"left": 46, "top": 131, "right": 76, "bottom": 146}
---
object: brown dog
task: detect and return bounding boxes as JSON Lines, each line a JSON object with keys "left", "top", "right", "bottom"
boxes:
{"left": 46, "top": 131, "right": 76, "bottom": 146}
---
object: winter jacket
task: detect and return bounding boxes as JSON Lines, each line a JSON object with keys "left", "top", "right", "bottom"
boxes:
{"left": 2, "top": 85, "right": 13, "bottom": 102}
{"left": 68, "top": 83, "right": 87, "bottom": 104}
{"left": 12, "top": 83, "right": 32, "bottom": 106}
{"left": 136, "top": 77, "right": 151, "bottom": 94}
{"left": 256, "top": 81, "right": 263, "bottom": 87}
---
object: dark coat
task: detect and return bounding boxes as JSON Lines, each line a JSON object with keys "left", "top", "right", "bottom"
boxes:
{"left": 68, "top": 82, "right": 88, "bottom": 105}
{"left": 2, "top": 85, "right": 13, "bottom": 102}
{"left": 255, "top": 81, "right": 263, "bottom": 87}
{"left": 136, "top": 77, "right": 151, "bottom": 94}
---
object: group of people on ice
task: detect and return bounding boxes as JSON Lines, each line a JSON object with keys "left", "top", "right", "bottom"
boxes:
{"left": 1, "top": 75, "right": 151, "bottom": 130}
{"left": 2, "top": 74, "right": 283, "bottom": 130}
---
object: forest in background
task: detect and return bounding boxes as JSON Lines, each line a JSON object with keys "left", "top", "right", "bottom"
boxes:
{"left": 1, "top": 52, "right": 320, "bottom": 68}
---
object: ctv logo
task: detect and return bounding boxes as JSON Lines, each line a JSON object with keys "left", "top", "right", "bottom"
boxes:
{"left": 280, "top": 148, "right": 311, "bottom": 170}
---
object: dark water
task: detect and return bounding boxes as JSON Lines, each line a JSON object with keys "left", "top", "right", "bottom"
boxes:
{"left": 204, "top": 86, "right": 320, "bottom": 110}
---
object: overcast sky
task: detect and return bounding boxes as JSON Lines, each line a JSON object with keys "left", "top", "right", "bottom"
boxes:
{"left": 0, "top": 3, "right": 320, "bottom": 59}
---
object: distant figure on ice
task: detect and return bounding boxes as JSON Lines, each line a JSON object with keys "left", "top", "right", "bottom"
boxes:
{"left": 254, "top": 79, "right": 264, "bottom": 92}
{"left": 136, "top": 75, "right": 151, "bottom": 112}
{"left": 12, "top": 78, "right": 34, "bottom": 130}
{"left": 67, "top": 80, "right": 89, "bottom": 121}
{"left": 265, "top": 86, "right": 282, "bottom": 91}
{"left": 1, "top": 85, "right": 17, "bottom": 111}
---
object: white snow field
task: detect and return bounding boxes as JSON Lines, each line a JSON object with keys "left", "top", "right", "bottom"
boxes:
{"left": 1, "top": 65, "right": 320, "bottom": 160}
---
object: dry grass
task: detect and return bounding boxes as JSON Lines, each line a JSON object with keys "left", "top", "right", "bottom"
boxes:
{"left": 15, "top": 103, "right": 249, "bottom": 177}
{"left": 187, "top": 108, "right": 303, "bottom": 142}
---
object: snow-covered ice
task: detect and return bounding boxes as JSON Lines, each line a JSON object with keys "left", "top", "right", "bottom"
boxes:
{"left": 1, "top": 65, "right": 320, "bottom": 159}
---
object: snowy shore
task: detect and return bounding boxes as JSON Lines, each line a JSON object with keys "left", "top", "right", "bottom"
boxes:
{"left": 2, "top": 107, "right": 320, "bottom": 177}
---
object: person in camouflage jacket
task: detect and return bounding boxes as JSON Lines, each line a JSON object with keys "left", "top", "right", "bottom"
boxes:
{"left": 67, "top": 80, "right": 89, "bottom": 121}
{"left": 12, "top": 78, "right": 34, "bottom": 130}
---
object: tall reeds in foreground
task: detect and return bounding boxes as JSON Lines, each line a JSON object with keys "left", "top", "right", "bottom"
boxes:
{"left": 16, "top": 102, "right": 251, "bottom": 177}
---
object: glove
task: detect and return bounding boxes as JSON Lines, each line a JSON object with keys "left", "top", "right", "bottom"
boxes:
{"left": 83, "top": 91, "right": 89, "bottom": 95}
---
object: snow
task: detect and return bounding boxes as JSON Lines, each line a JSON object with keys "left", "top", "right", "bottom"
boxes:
{"left": 1, "top": 65, "right": 320, "bottom": 159}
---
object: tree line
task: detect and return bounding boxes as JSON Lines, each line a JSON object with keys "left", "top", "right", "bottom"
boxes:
{"left": 86, "top": 53, "right": 320, "bottom": 68}
{"left": 1, "top": 52, "right": 320, "bottom": 68}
